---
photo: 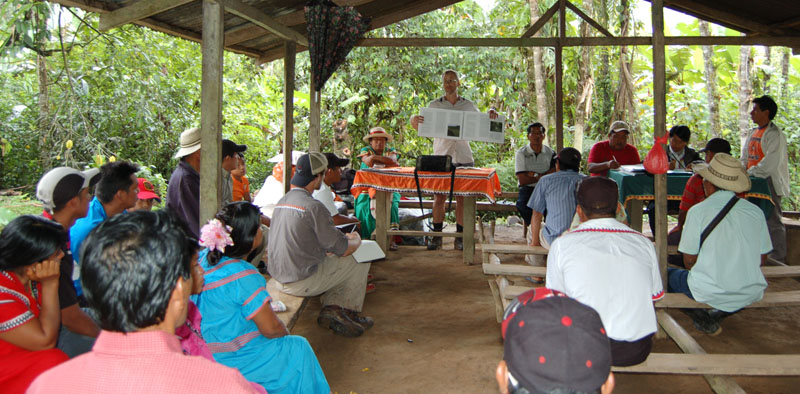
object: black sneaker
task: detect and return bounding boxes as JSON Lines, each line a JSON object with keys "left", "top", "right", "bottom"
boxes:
{"left": 317, "top": 306, "right": 365, "bottom": 337}
{"left": 682, "top": 308, "right": 721, "bottom": 336}
{"left": 427, "top": 235, "right": 442, "bottom": 250}
{"left": 454, "top": 237, "right": 463, "bottom": 251}
{"left": 345, "top": 309, "right": 374, "bottom": 330}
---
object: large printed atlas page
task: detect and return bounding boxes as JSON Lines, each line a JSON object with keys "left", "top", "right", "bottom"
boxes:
{"left": 417, "top": 107, "right": 505, "bottom": 143}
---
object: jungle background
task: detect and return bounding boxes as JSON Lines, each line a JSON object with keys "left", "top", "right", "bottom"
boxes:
{"left": 1, "top": 0, "right": 799, "bottom": 221}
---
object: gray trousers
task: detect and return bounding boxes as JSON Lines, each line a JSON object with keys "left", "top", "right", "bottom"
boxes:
{"left": 767, "top": 178, "right": 787, "bottom": 262}
{"left": 277, "top": 255, "right": 370, "bottom": 312}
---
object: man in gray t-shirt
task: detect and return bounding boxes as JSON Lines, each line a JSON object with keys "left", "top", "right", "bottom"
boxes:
{"left": 268, "top": 152, "right": 373, "bottom": 338}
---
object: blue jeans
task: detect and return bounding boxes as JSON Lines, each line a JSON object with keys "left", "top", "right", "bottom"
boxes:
{"left": 667, "top": 267, "right": 694, "bottom": 299}
{"left": 516, "top": 185, "right": 535, "bottom": 225}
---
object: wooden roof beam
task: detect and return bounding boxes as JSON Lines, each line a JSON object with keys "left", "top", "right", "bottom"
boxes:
{"left": 221, "top": 0, "right": 309, "bottom": 46}
{"left": 774, "top": 15, "right": 800, "bottom": 29}
{"left": 367, "top": 0, "right": 461, "bottom": 30}
{"left": 565, "top": 0, "right": 613, "bottom": 37}
{"left": 664, "top": 0, "right": 789, "bottom": 36}
{"left": 521, "top": 2, "right": 558, "bottom": 38}
{"left": 99, "top": 0, "right": 194, "bottom": 31}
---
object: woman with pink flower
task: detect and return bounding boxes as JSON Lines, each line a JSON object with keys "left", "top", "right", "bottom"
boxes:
{"left": 191, "top": 202, "right": 329, "bottom": 394}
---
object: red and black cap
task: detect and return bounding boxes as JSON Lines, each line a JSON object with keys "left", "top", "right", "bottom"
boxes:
{"left": 502, "top": 288, "right": 612, "bottom": 394}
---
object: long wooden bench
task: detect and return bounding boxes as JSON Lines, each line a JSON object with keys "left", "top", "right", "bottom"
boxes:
{"left": 656, "top": 291, "right": 800, "bottom": 308}
{"left": 614, "top": 353, "right": 800, "bottom": 375}
{"left": 266, "top": 278, "right": 309, "bottom": 331}
{"left": 484, "top": 263, "right": 800, "bottom": 281}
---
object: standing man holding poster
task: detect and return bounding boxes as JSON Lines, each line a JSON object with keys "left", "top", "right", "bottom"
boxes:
{"left": 410, "top": 69, "right": 497, "bottom": 250}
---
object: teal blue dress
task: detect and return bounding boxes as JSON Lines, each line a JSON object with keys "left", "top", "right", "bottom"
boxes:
{"left": 192, "top": 250, "right": 329, "bottom": 394}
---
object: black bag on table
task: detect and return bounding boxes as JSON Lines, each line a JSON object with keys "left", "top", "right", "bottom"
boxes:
{"left": 413, "top": 155, "right": 456, "bottom": 227}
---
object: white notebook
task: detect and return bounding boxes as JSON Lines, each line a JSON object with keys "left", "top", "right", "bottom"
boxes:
{"left": 352, "top": 240, "right": 386, "bottom": 263}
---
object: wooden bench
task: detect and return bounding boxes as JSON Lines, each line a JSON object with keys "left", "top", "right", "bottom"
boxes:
{"left": 266, "top": 278, "right": 309, "bottom": 331}
{"left": 655, "top": 291, "right": 800, "bottom": 308}
{"left": 614, "top": 353, "right": 800, "bottom": 375}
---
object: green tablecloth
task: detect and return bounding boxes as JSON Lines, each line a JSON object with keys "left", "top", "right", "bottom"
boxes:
{"left": 608, "top": 170, "right": 774, "bottom": 218}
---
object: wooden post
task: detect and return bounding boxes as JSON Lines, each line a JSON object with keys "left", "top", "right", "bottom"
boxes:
{"left": 555, "top": 0, "right": 565, "bottom": 151}
{"left": 199, "top": 0, "right": 224, "bottom": 227}
{"left": 463, "top": 196, "right": 476, "bottom": 265}
{"left": 283, "top": 41, "right": 296, "bottom": 193}
{"left": 375, "top": 190, "right": 390, "bottom": 252}
{"left": 652, "top": 0, "right": 668, "bottom": 292}
{"left": 309, "top": 70, "right": 321, "bottom": 152}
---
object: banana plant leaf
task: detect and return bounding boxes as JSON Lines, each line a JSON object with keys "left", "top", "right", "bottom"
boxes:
{"left": 305, "top": 0, "right": 371, "bottom": 92}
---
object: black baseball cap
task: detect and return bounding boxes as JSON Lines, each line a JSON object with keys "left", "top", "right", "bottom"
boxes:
{"left": 324, "top": 153, "right": 350, "bottom": 169}
{"left": 222, "top": 139, "right": 247, "bottom": 158}
{"left": 290, "top": 152, "right": 328, "bottom": 187}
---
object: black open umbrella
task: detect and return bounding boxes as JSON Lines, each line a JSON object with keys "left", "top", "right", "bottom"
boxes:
{"left": 305, "top": 0, "right": 371, "bottom": 92}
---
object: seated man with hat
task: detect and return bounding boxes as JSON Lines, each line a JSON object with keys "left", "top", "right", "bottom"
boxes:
{"left": 587, "top": 120, "right": 641, "bottom": 177}
{"left": 669, "top": 153, "right": 771, "bottom": 335}
{"left": 268, "top": 153, "right": 373, "bottom": 338}
{"left": 354, "top": 126, "right": 401, "bottom": 250}
{"left": 496, "top": 288, "right": 615, "bottom": 394}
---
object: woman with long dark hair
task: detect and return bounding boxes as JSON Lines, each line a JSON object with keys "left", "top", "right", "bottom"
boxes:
{"left": 0, "top": 215, "right": 69, "bottom": 393}
{"left": 193, "top": 202, "right": 329, "bottom": 394}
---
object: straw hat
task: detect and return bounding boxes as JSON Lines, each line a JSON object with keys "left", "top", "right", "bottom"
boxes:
{"left": 693, "top": 153, "right": 751, "bottom": 193}
{"left": 363, "top": 127, "right": 393, "bottom": 143}
{"left": 174, "top": 127, "right": 201, "bottom": 158}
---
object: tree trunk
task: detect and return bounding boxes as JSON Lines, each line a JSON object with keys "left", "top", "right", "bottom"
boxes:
{"left": 573, "top": 0, "right": 595, "bottom": 152}
{"left": 613, "top": 0, "right": 636, "bottom": 145}
{"left": 35, "top": 8, "right": 52, "bottom": 170}
{"left": 699, "top": 21, "right": 720, "bottom": 137}
{"left": 528, "top": 0, "right": 550, "bottom": 140}
{"left": 738, "top": 44, "right": 753, "bottom": 149}
{"left": 596, "top": 0, "right": 613, "bottom": 140}
{"left": 763, "top": 46, "right": 771, "bottom": 95}
{"left": 780, "top": 47, "right": 790, "bottom": 103}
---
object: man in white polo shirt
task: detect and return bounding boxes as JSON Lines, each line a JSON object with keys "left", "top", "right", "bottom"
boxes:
{"left": 410, "top": 69, "right": 497, "bottom": 250}
{"left": 546, "top": 176, "right": 663, "bottom": 367}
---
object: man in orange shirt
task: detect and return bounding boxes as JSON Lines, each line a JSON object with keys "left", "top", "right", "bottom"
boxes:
{"left": 740, "top": 95, "right": 788, "bottom": 263}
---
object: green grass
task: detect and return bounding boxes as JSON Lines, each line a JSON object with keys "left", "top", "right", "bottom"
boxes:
{"left": 0, "top": 194, "right": 43, "bottom": 227}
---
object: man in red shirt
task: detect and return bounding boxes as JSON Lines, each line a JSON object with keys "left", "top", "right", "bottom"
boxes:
{"left": 667, "top": 138, "right": 732, "bottom": 265}
{"left": 587, "top": 121, "right": 641, "bottom": 177}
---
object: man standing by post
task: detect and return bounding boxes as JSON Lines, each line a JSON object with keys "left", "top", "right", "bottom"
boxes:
{"left": 167, "top": 127, "right": 202, "bottom": 238}
{"left": 741, "top": 95, "right": 788, "bottom": 263}
{"left": 410, "top": 69, "right": 497, "bottom": 250}
{"left": 514, "top": 122, "right": 555, "bottom": 229}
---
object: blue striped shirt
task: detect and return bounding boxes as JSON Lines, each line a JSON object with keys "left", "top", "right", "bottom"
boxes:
{"left": 527, "top": 170, "right": 586, "bottom": 244}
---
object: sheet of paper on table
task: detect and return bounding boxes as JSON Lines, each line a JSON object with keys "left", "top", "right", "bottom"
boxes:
{"left": 619, "top": 164, "right": 646, "bottom": 174}
{"left": 352, "top": 239, "right": 386, "bottom": 263}
{"left": 417, "top": 107, "right": 505, "bottom": 143}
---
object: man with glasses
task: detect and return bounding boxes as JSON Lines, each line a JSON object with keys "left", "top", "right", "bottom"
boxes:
{"left": 410, "top": 69, "right": 497, "bottom": 250}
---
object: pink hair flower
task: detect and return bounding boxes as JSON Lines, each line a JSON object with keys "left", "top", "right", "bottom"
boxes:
{"left": 199, "top": 219, "right": 234, "bottom": 253}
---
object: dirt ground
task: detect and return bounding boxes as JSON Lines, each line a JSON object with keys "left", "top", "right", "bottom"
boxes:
{"left": 291, "top": 224, "right": 800, "bottom": 394}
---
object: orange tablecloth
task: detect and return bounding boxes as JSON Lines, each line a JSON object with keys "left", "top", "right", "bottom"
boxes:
{"left": 351, "top": 167, "right": 502, "bottom": 203}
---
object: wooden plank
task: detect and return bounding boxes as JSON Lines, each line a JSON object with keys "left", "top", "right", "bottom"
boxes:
{"left": 367, "top": 0, "right": 461, "bottom": 32}
{"left": 389, "top": 230, "right": 461, "bottom": 238}
{"left": 375, "top": 190, "right": 390, "bottom": 252}
{"left": 652, "top": 0, "right": 669, "bottom": 301}
{"left": 521, "top": 2, "right": 559, "bottom": 38}
{"left": 282, "top": 41, "right": 295, "bottom": 194}
{"left": 655, "top": 310, "right": 746, "bottom": 393}
{"left": 309, "top": 71, "right": 321, "bottom": 152}
{"left": 199, "top": 0, "right": 224, "bottom": 227}
{"left": 628, "top": 199, "right": 644, "bottom": 232}
{"left": 666, "top": 0, "right": 789, "bottom": 36}
{"left": 504, "top": 285, "right": 535, "bottom": 299}
{"left": 99, "top": 0, "right": 194, "bottom": 31}
{"left": 614, "top": 353, "right": 800, "bottom": 376}
{"left": 487, "top": 279, "right": 505, "bottom": 323}
{"left": 463, "top": 196, "right": 476, "bottom": 265}
{"left": 762, "top": 265, "right": 800, "bottom": 278}
{"left": 656, "top": 291, "right": 800, "bottom": 309}
{"left": 398, "top": 200, "right": 517, "bottom": 212}
{"left": 481, "top": 243, "right": 549, "bottom": 255}
{"left": 267, "top": 278, "right": 309, "bottom": 331}
{"left": 483, "top": 263, "right": 547, "bottom": 277}
{"left": 221, "top": 0, "right": 309, "bottom": 46}
{"left": 565, "top": 0, "right": 613, "bottom": 37}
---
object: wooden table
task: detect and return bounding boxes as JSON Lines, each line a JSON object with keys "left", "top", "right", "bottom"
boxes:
{"left": 608, "top": 170, "right": 774, "bottom": 232}
{"left": 351, "top": 167, "right": 502, "bottom": 264}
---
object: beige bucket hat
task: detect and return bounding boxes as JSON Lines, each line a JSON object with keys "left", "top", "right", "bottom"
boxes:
{"left": 363, "top": 126, "right": 393, "bottom": 143}
{"left": 174, "top": 127, "right": 202, "bottom": 158}
{"left": 693, "top": 153, "right": 751, "bottom": 193}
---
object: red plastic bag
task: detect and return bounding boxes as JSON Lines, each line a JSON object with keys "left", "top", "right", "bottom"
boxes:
{"left": 643, "top": 134, "right": 670, "bottom": 174}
